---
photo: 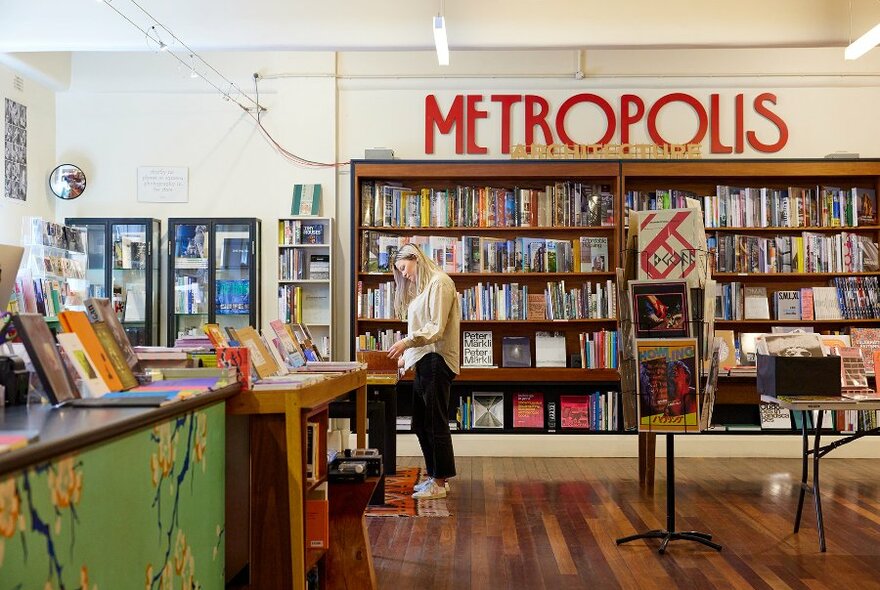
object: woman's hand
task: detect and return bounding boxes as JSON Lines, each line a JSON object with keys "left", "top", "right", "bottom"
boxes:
{"left": 387, "top": 339, "right": 408, "bottom": 360}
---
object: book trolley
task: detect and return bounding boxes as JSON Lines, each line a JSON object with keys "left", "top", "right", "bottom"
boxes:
{"left": 615, "top": 225, "right": 723, "bottom": 553}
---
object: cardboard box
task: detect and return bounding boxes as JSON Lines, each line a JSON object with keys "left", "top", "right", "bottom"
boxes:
{"left": 756, "top": 354, "right": 841, "bottom": 397}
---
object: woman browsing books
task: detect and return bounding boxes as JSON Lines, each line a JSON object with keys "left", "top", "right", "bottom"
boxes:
{"left": 387, "top": 243, "right": 460, "bottom": 500}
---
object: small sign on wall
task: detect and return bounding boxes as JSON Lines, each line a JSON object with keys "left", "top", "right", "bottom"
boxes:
{"left": 137, "top": 166, "right": 188, "bottom": 203}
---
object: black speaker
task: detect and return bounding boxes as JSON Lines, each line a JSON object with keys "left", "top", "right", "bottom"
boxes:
{"left": 0, "top": 355, "right": 29, "bottom": 406}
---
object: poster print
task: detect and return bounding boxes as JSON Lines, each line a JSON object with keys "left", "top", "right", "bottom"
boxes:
{"left": 4, "top": 98, "right": 27, "bottom": 201}
{"left": 629, "top": 279, "right": 690, "bottom": 339}
{"left": 636, "top": 338, "right": 700, "bottom": 433}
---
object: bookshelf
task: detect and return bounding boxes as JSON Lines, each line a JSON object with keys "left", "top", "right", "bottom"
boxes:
{"left": 351, "top": 160, "right": 624, "bottom": 434}
{"left": 12, "top": 217, "right": 88, "bottom": 322}
{"left": 65, "top": 218, "right": 161, "bottom": 345}
{"left": 621, "top": 159, "right": 880, "bottom": 429}
{"left": 278, "top": 217, "right": 333, "bottom": 359}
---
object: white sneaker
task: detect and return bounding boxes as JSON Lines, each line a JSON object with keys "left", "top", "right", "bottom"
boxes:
{"left": 414, "top": 478, "right": 450, "bottom": 493}
{"left": 412, "top": 480, "right": 447, "bottom": 500}
{"left": 413, "top": 477, "right": 434, "bottom": 492}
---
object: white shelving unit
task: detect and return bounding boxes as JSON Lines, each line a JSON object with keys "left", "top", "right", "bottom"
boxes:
{"left": 277, "top": 217, "right": 333, "bottom": 359}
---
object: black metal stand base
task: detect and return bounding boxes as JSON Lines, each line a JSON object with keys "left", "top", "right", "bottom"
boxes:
{"left": 616, "top": 529, "right": 721, "bottom": 554}
{"left": 616, "top": 435, "right": 722, "bottom": 554}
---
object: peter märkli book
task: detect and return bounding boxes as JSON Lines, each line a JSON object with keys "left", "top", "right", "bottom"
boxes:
{"left": 461, "top": 330, "right": 495, "bottom": 368}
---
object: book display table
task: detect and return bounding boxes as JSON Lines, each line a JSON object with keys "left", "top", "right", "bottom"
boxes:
{"left": 763, "top": 395, "right": 880, "bottom": 552}
{"left": 227, "top": 369, "right": 373, "bottom": 590}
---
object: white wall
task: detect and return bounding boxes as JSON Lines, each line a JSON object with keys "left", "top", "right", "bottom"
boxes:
{"left": 54, "top": 52, "right": 339, "bottom": 349}
{"left": 0, "top": 61, "right": 57, "bottom": 247}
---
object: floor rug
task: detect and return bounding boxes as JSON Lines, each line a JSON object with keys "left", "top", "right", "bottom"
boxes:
{"left": 365, "top": 466, "right": 450, "bottom": 517}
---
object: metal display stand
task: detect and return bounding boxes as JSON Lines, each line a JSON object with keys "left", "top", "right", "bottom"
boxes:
{"left": 616, "top": 434, "right": 722, "bottom": 554}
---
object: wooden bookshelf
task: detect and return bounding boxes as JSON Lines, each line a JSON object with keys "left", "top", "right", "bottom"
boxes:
{"left": 351, "top": 160, "right": 624, "bottom": 433}
{"left": 621, "top": 158, "right": 880, "bottom": 415}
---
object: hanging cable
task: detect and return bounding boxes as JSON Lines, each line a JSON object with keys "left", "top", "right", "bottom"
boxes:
{"left": 99, "top": 0, "right": 348, "bottom": 168}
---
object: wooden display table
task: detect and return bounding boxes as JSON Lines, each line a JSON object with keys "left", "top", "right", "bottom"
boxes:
{"left": 227, "top": 369, "right": 373, "bottom": 590}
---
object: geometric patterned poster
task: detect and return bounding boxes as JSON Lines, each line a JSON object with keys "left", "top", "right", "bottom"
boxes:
{"left": 4, "top": 97, "right": 27, "bottom": 201}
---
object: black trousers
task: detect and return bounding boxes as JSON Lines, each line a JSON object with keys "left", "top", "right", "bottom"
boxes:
{"left": 411, "top": 353, "right": 456, "bottom": 479}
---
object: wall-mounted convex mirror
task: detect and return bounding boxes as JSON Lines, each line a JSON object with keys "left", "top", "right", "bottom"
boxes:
{"left": 49, "top": 164, "right": 86, "bottom": 200}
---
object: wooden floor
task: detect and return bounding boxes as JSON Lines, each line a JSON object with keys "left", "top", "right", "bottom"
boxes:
{"left": 367, "top": 456, "right": 880, "bottom": 589}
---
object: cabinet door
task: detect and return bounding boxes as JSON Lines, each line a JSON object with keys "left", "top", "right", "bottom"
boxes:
{"left": 68, "top": 222, "right": 107, "bottom": 299}
{"left": 171, "top": 222, "right": 210, "bottom": 341}
{"left": 214, "top": 222, "right": 254, "bottom": 335}
{"left": 110, "top": 222, "right": 150, "bottom": 345}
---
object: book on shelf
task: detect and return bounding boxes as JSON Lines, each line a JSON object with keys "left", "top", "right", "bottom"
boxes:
{"left": 215, "top": 280, "right": 250, "bottom": 315}
{"left": 820, "top": 334, "right": 851, "bottom": 353}
{"left": 471, "top": 392, "right": 504, "bottom": 429}
{"left": 526, "top": 293, "right": 546, "bottom": 320}
{"left": 759, "top": 403, "right": 792, "bottom": 430}
{"left": 546, "top": 400, "right": 558, "bottom": 432}
{"left": 714, "top": 329, "right": 737, "bottom": 370}
{"left": 308, "top": 254, "right": 330, "bottom": 280}
{"left": 501, "top": 336, "right": 531, "bottom": 368}
{"left": 636, "top": 338, "right": 700, "bottom": 433}
{"left": 512, "top": 393, "right": 544, "bottom": 428}
{"left": 774, "top": 290, "right": 801, "bottom": 320}
{"left": 578, "top": 237, "right": 608, "bottom": 272}
{"left": 122, "top": 289, "right": 146, "bottom": 322}
{"left": 300, "top": 223, "right": 325, "bottom": 245}
{"left": 743, "top": 287, "right": 770, "bottom": 320}
{"left": 534, "top": 332, "right": 566, "bottom": 367}
{"left": 221, "top": 237, "right": 250, "bottom": 269}
{"left": 700, "top": 337, "right": 721, "bottom": 430}
{"left": 738, "top": 332, "right": 762, "bottom": 366}
{"left": 850, "top": 327, "right": 880, "bottom": 372}
{"left": 461, "top": 330, "right": 495, "bottom": 368}
{"left": 291, "top": 184, "right": 322, "bottom": 216}
{"left": 855, "top": 187, "right": 877, "bottom": 225}
{"left": 560, "top": 395, "right": 590, "bottom": 429}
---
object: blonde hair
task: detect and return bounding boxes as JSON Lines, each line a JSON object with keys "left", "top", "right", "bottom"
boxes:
{"left": 392, "top": 243, "right": 442, "bottom": 319}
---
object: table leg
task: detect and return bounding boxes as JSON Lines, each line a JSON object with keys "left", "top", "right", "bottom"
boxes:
{"left": 794, "top": 410, "right": 808, "bottom": 534}
{"left": 813, "top": 411, "right": 826, "bottom": 552}
{"left": 355, "top": 384, "right": 367, "bottom": 449}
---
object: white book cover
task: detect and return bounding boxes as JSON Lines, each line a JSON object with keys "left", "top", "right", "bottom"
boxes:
{"left": 637, "top": 208, "right": 706, "bottom": 284}
{"left": 56, "top": 332, "right": 110, "bottom": 397}
{"left": 535, "top": 332, "right": 566, "bottom": 367}
{"left": 461, "top": 330, "right": 495, "bottom": 368}
{"left": 744, "top": 287, "right": 770, "bottom": 319}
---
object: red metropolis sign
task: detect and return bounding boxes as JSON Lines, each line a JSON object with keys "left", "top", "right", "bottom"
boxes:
{"left": 424, "top": 92, "right": 789, "bottom": 155}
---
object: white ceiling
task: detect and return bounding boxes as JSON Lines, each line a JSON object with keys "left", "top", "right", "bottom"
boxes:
{"left": 2, "top": 0, "right": 880, "bottom": 54}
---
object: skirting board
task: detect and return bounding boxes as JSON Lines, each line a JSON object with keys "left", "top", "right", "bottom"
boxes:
{"left": 396, "top": 433, "right": 880, "bottom": 459}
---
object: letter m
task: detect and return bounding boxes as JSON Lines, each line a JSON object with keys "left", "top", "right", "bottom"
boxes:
{"left": 425, "top": 95, "right": 464, "bottom": 154}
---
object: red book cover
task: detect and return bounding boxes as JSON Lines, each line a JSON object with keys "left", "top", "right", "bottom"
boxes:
{"left": 217, "top": 346, "right": 251, "bottom": 389}
{"left": 512, "top": 393, "right": 544, "bottom": 428}
{"left": 560, "top": 395, "right": 590, "bottom": 429}
{"left": 800, "top": 287, "right": 814, "bottom": 321}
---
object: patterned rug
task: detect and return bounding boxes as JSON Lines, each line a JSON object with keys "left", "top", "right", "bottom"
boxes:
{"left": 364, "top": 466, "right": 451, "bottom": 517}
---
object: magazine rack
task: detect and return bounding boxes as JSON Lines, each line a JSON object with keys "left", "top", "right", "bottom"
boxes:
{"left": 616, "top": 242, "right": 722, "bottom": 553}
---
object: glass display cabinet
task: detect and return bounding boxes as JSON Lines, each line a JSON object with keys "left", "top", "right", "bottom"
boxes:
{"left": 65, "top": 217, "right": 161, "bottom": 345}
{"left": 167, "top": 218, "right": 261, "bottom": 346}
